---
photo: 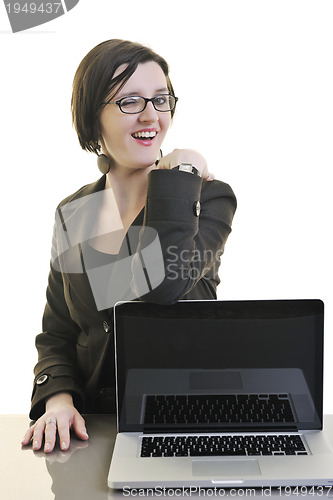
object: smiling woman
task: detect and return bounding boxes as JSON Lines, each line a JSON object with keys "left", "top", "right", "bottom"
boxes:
{"left": 21, "top": 39, "right": 237, "bottom": 454}
{"left": 98, "top": 61, "right": 172, "bottom": 173}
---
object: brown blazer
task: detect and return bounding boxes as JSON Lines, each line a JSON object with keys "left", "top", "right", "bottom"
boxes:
{"left": 30, "top": 169, "right": 237, "bottom": 419}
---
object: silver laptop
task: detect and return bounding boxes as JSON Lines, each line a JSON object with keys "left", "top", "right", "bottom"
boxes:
{"left": 108, "top": 299, "right": 333, "bottom": 489}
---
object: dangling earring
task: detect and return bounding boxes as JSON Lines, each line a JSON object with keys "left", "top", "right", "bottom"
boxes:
{"left": 155, "top": 149, "right": 163, "bottom": 166}
{"left": 97, "top": 153, "right": 111, "bottom": 175}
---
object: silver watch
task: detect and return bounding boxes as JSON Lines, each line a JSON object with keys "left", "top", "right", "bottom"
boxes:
{"left": 172, "top": 163, "right": 201, "bottom": 177}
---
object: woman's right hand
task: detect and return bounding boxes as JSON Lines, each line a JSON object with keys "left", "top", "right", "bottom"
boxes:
{"left": 21, "top": 392, "right": 89, "bottom": 453}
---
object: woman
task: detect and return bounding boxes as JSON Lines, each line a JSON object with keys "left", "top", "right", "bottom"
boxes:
{"left": 21, "top": 39, "right": 237, "bottom": 453}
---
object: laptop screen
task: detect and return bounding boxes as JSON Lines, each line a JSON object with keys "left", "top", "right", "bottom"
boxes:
{"left": 114, "top": 299, "right": 324, "bottom": 433}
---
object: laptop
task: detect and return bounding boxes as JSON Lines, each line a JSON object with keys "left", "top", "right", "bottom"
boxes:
{"left": 108, "top": 299, "right": 333, "bottom": 489}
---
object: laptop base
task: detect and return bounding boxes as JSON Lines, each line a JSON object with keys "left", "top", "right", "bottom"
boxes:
{"left": 108, "top": 430, "right": 333, "bottom": 489}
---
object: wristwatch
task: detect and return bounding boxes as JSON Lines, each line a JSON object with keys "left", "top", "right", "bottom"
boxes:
{"left": 172, "top": 163, "right": 201, "bottom": 177}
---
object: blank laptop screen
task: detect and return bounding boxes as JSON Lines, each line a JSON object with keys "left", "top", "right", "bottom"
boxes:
{"left": 114, "top": 300, "right": 324, "bottom": 433}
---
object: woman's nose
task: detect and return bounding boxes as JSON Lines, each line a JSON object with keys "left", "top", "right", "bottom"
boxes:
{"left": 139, "top": 101, "right": 159, "bottom": 122}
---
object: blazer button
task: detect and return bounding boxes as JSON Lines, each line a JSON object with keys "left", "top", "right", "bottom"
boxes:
{"left": 36, "top": 374, "right": 48, "bottom": 385}
{"left": 193, "top": 200, "right": 201, "bottom": 217}
{"left": 103, "top": 321, "right": 111, "bottom": 333}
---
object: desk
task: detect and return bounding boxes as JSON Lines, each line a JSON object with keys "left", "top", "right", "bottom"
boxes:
{"left": 1, "top": 415, "right": 333, "bottom": 499}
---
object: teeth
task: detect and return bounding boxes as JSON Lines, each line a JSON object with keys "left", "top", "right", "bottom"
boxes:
{"left": 133, "top": 131, "right": 157, "bottom": 139}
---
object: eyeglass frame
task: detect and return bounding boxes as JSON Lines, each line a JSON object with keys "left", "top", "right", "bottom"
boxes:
{"left": 104, "top": 94, "right": 178, "bottom": 114}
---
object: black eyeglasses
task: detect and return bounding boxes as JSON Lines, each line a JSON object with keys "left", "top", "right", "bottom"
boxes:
{"left": 106, "top": 94, "right": 178, "bottom": 114}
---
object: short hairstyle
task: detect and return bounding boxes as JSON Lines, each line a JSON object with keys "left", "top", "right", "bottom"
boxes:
{"left": 71, "top": 39, "right": 175, "bottom": 154}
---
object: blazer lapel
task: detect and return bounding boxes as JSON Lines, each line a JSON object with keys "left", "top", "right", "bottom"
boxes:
{"left": 56, "top": 174, "right": 146, "bottom": 314}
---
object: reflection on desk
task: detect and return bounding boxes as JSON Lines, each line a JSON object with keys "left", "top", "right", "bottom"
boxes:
{"left": 1, "top": 415, "right": 333, "bottom": 500}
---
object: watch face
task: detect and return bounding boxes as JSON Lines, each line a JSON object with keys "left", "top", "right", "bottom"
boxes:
{"left": 179, "top": 163, "right": 193, "bottom": 173}
{"left": 173, "top": 163, "right": 201, "bottom": 176}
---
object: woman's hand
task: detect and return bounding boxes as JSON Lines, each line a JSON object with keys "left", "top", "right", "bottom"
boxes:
{"left": 21, "top": 392, "right": 89, "bottom": 453}
{"left": 156, "top": 149, "right": 215, "bottom": 181}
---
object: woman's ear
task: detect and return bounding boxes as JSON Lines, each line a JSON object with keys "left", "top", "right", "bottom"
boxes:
{"left": 90, "top": 140, "right": 101, "bottom": 155}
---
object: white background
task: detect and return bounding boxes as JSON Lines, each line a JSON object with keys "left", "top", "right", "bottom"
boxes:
{"left": 0, "top": 0, "right": 332, "bottom": 414}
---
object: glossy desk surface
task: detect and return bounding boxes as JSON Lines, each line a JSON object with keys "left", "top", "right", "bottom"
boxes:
{"left": 1, "top": 414, "right": 333, "bottom": 500}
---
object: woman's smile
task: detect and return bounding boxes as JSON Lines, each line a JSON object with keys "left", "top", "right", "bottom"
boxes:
{"left": 131, "top": 128, "right": 159, "bottom": 145}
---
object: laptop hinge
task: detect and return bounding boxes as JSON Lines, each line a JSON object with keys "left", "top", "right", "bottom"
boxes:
{"left": 142, "top": 425, "right": 299, "bottom": 434}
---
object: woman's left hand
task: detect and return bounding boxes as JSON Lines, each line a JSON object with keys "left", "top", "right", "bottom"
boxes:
{"left": 155, "top": 149, "right": 215, "bottom": 181}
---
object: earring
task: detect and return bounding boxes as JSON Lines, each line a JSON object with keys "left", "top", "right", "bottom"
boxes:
{"left": 97, "top": 153, "right": 111, "bottom": 174}
{"left": 155, "top": 149, "right": 163, "bottom": 166}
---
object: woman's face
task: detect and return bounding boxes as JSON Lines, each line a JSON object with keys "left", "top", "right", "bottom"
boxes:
{"left": 99, "top": 61, "right": 172, "bottom": 173}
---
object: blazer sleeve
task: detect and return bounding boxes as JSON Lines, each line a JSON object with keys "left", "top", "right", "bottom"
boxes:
{"left": 131, "top": 169, "right": 237, "bottom": 304}
{"left": 29, "top": 227, "right": 85, "bottom": 421}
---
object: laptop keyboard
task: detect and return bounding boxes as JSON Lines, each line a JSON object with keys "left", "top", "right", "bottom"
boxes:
{"left": 141, "top": 394, "right": 306, "bottom": 458}
{"left": 141, "top": 434, "right": 308, "bottom": 457}
{"left": 144, "top": 394, "right": 295, "bottom": 424}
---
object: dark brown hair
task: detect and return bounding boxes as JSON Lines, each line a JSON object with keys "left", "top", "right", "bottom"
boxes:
{"left": 71, "top": 39, "right": 175, "bottom": 154}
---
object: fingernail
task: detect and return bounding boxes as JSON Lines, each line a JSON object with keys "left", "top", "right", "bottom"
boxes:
{"left": 82, "top": 430, "right": 89, "bottom": 438}
{"left": 44, "top": 442, "right": 51, "bottom": 451}
{"left": 61, "top": 441, "right": 67, "bottom": 450}
{"left": 33, "top": 440, "right": 39, "bottom": 450}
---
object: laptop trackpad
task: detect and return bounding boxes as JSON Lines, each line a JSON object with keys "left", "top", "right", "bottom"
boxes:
{"left": 192, "top": 459, "right": 261, "bottom": 477}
